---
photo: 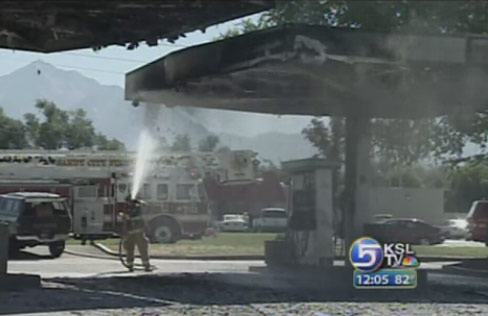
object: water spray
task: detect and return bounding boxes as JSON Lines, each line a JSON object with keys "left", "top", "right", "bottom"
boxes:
{"left": 131, "top": 129, "right": 156, "bottom": 199}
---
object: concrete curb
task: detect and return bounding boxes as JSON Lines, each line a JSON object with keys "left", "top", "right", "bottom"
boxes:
{"left": 93, "top": 242, "right": 265, "bottom": 261}
{"left": 418, "top": 256, "right": 488, "bottom": 262}
{"left": 335, "top": 255, "right": 472, "bottom": 263}
{"left": 440, "top": 265, "right": 488, "bottom": 278}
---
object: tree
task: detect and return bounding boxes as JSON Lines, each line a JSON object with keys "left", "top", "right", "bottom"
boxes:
{"left": 33, "top": 99, "right": 70, "bottom": 149}
{"left": 226, "top": 1, "right": 488, "bottom": 165}
{"left": 23, "top": 113, "right": 40, "bottom": 148}
{"left": 65, "top": 109, "right": 96, "bottom": 149}
{"left": 302, "top": 116, "right": 436, "bottom": 164}
{"left": 216, "top": 145, "right": 231, "bottom": 154}
{"left": 302, "top": 117, "right": 344, "bottom": 161}
{"left": 221, "top": 1, "right": 488, "bottom": 215}
{"left": 0, "top": 108, "right": 28, "bottom": 149}
{"left": 258, "top": 158, "right": 283, "bottom": 179}
{"left": 95, "top": 133, "right": 125, "bottom": 151}
{"left": 25, "top": 99, "right": 125, "bottom": 151}
{"left": 171, "top": 134, "right": 192, "bottom": 152}
{"left": 216, "top": 16, "right": 274, "bottom": 39}
{"left": 198, "top": 135, "right": 220, "bottom": 152}
{"left": 235, "top": 1, "right": 488, "bottom": 35}
{"left": 370, "top": 163, "right": 447, "bottom": 188}
{"left": 371, "top": 118, "right": 439, "bottom": 167}
{"left": 446, "top": 162, "right": 488, "bottom": 212}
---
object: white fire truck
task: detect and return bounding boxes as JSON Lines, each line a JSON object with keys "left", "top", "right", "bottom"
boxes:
{"left": 0, "top": 150, "right": 218, "bottom": 243}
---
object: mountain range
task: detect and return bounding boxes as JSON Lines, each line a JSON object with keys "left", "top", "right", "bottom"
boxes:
{"left": 0, "top": 60, "right": 317, "bottom": 163}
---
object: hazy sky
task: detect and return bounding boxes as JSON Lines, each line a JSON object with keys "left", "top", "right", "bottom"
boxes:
{"left": 0, "top": 14, "right": 314, "bottom": 136}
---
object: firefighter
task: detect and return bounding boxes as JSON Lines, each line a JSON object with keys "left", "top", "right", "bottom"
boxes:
{"left": 122, "top": 196, "right": 151, "bottom": 272}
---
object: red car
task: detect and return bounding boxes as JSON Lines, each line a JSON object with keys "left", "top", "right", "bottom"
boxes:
{"left": 467, "top": 200, "right": 488, "bottom": 245}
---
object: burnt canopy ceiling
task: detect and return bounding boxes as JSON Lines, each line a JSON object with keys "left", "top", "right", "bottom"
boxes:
{"left": 0, "top": 0, "right": 273, "bottom": 52}
{"left": 126, "top": 24, "right": 488, "bottom": 118}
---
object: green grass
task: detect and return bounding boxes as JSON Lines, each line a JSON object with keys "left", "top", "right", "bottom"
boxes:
{"left": 414, "top": 245, "right": 488, "bottom": 258}
{"left": 86, "top": 233, "right": 488, "bottom": 259}
{"left": 102, "top": 232, "right": 277, "bottom": 257}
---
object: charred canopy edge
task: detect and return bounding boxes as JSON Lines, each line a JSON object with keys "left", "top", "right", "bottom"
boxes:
{"left": 126, "top": 24, "right": 488, "bottom": 119}
{"left": 0, "top": 0, "right": 274, "bottom": 52}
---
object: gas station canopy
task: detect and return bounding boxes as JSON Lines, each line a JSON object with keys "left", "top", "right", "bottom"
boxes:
{"left": 126, "top": 24, "right": 488, "bottom": 118}
{"left": 0, "top": 0, "right": 273, "bottom": 52}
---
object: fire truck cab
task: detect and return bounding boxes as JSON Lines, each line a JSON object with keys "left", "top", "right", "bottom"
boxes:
{"left": 72, "top": 184, "right": 117, "bottom": 241}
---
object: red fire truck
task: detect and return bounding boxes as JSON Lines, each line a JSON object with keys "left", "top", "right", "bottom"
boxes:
{"left": 0, "top": 151, "right": 210, "bottom": 243}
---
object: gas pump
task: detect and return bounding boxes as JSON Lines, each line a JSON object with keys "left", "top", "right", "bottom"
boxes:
{"left": 265, "top": 158, "right": 337, "bottom": 267}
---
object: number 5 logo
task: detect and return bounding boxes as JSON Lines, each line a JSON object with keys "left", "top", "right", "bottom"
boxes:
{"left": 349, "top": 237, "right": 384, "bottom": 272}
{"left": 354, "top": 243, "right": 381, "bottom": 267}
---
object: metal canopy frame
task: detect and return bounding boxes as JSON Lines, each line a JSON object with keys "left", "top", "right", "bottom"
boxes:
{"left": 126, "top": 24, "right": 488, "bottom": 118}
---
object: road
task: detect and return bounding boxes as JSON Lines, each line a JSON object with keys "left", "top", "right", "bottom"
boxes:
{"left": 8, "top": 246, "right": 265, "bottom": 278}
{"left": 7, "top": 245, "right": 455, "bottom": 278}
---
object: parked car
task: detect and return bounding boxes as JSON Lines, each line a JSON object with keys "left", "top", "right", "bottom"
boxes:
{"left": 372, "top": 213, "right": 393, "bottom": 223}
{"left": 435, "top": 219, "right": 469, "bottom": 240}
{"left": 467, "top": 200, "right": 488, "bottom": 245}
{"left": 222, "top": 214, "right": 248, "bottom": 222}
{"left": 253, "top": 208, "right": 287, "bottom": 232}
{"left": 364, "top": 218, "right": 444, "bottom": 245}
{"left": 0, "top": 192, "right": 71, "bottom": 258}
{"left": 218, "top": 214, "right": 249, "bottom": 232}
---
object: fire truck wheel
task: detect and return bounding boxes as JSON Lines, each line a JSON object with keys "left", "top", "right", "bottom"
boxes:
{"left": 49, "top": 241, "right": 66, "bottom": 258}
{"left": 149, "top": 218, "right": 180, "bottom": 244}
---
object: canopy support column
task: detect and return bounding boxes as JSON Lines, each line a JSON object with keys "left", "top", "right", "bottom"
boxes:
{"left": 344, "top": 115, "right": 372, "bottom": 265}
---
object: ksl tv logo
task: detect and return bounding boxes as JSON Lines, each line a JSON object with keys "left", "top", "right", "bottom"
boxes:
{"left": 349, "top": 237, "right": 420, "bottom": 272}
